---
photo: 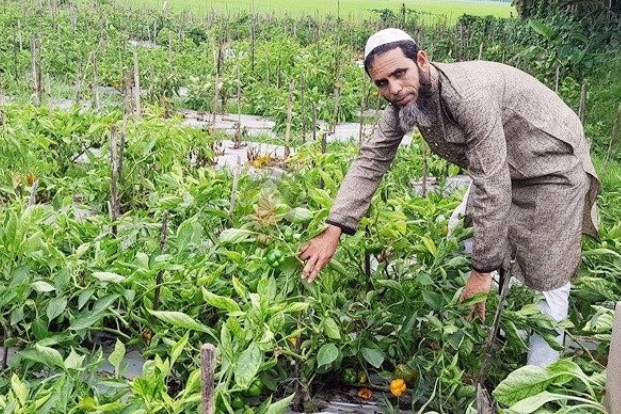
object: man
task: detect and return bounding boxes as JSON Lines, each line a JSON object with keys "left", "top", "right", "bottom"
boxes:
{"left": 298, "top": 28, "right": 599, "bottom": 367}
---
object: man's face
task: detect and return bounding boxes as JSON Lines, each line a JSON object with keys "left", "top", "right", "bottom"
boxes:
{"left": 368, "top": 47, "right": 429, "bottom": 108}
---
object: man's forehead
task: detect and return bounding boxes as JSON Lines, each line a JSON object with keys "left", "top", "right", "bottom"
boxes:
{"left": 369, "top": 48, "right": 412, "bottom": 75}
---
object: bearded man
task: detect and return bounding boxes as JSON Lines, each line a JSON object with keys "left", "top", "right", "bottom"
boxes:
{"left": 298, "top": 28, "right": 600, "bottom": 367}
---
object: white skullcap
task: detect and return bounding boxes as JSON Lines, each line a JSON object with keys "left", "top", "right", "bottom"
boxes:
{"left": 364, "top": 28, "right": 415, "bottom": 60}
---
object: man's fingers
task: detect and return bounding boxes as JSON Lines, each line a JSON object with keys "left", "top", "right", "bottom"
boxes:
{"left": 302, "top": 257, "right": 319, "bottom": 282}
{"left": 298, "top": 243, "right": 310, "bottom": 256}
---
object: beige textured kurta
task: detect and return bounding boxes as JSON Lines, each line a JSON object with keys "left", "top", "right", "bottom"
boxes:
{"left": 328, "top": 61, "right": 600, "bottom": 290}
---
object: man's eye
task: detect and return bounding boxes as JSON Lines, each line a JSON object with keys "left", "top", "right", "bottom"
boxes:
{"left": 395, "top": 69, "right": 406, "bottom": 78}
{"left": 376, "top": 81, "right": 387, "bottom": 88}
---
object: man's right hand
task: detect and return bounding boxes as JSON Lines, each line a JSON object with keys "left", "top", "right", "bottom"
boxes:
{"left": 298, "top": 225, "right": 342, "bottom": 283}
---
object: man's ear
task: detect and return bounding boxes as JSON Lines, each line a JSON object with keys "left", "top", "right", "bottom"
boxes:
{"left": 416, "top": 50, "right": 429, "bottom": 71}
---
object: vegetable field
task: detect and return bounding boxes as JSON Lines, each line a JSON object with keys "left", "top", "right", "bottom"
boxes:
{"left": 115, "top": 0, "right": 513, "bottom": 22}
{"left": 0, "top": 1, "right": 620, "bottom": 413}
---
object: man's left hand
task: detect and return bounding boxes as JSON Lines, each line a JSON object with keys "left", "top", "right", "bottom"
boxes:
{"left": 459, "top": 270, "right": 492, "bottom": 321}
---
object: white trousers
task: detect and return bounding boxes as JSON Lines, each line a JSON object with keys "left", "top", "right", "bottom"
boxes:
{"left": 527, "top": 281, "right": 570, "bottom": 367}
{"left": 449, "top": 183, "right": 570, "bottom": 367}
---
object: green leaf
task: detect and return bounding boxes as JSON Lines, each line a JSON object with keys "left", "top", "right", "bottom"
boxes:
{"left": 528, "top": 20, "right": 556, "bottom": 40}
{"left": 323, "top": 317, "right": 341, "bottom": 340}
{"left": 202, "top": 289, "right": 241, "bottom": 313}
{"left": 235, "top": 342, "right": 262, "bottom": 388}
{"left": 265, "top": 393, "right": 295, "bottom": 414}
{"left": 374, "top": 279, "right": 402, "bottom": 290}
{"left": 171, "top": 333, "right": 189, "bottom": 366}
{"left": 64, "top": 348, "right": 85, "bottom": 370}
{"left": 493, "top": 365, "right": 551, "bottom": 405}
{"left": 78, "top": 288, "right": 95, "bottom": 309}
{"left": 420, "top": 236, "right": 437, "bottom": 256}
{"left": 11, "top": 374, "right": 28, "bottom": 406}
{"left": 46, "top": 296, "right": 67, "bottom": 321}
{"left": 218, "top": 228, "right": 255, "bottom": 244}
{"left": 109, "top": 339, "right": 126, "bottom": 378}
{"left": 285, "top": 207, "right": 314, "bottom": 223}
{"left": 149, "top": 310, "right": 210, "bottom": 333}
{"left": 361, "top": 347, "right": 385, "bottom": 368}
{"left": 92, "top": 272, "right": 125, "bottom": 283}
{"left": 285, "top": 302, "right": 309, "bottom": 313}
{"left": 507, "top": 391, "right": 567, "bottom": 414}
{"left": 31, "top": 281, "right": 55, "bottom": 293}
{"left": 69, "top": 313, "right": 102, "bottom": 330}
{"left": 308, "top": 188, "right": 333, "bottom": 209}
{"left": 28, "top": 344, "right": 65, "bottom": 368}
{"left": 316, "top": 343, "right": 339, "bottom": 368}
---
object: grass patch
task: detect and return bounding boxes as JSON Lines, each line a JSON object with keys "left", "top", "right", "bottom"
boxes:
{"left": 114, "top": 0, "right": 514, "bottom": 22}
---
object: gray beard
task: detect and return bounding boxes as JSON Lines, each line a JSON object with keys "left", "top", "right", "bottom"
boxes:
{"left": 398, "top": 101, "right": 432, "bottom": 132}
{"left": 398, "top": 72, "right": 433, "bottom": 132}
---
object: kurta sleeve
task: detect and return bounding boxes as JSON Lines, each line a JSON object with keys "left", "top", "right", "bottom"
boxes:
{"left": 327, "top": 104, "right": 405, "bottom": 234}
{"left": 454, "top": 91, "right": 512, "bottom": 273}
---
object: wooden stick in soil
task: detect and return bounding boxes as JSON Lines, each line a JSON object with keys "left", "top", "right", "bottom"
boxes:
{"left": 123, "top": 69, "right": 133, "bottom": 116}
{"left": 578, "top": 81, "right": 588, "bottom": 125}
{"left": 200, "top": 343, "right": 216, "bottom": 414}
{"left": 109, "top": 125, "right": 120, "bottom": 237}
{"left": 312, "top": 103, "right": 317, "bottom": 142}
{"left": 421, "top": 144, "right": 429, "bottom": 197}
{"left": 227, "top": 157, "right": 241, "bottom": 227}
{"left": 478, "top": 43, "right": 484, "bottom": 60}
{"left": 30, "top": 35, "right": 41, "bottom": 106}
{"left": 235, "top": 61, "right": 242, "bottom": 149}
{"left": 603, "top": 102, "right": 621, "bottom": 173}
{"left": 76, "top": 55, "right": 84, "bottom": 105}
{"left": 301, "top": 71, "right": 307, "bottom": 144}
{"left": 132, "top": 47, "right": 141, "bottom": 118}
{"left": 1, "top": 324, "right": 9, "bottom": 371}
{"left": 284, "top": 80, "right": 294, "bottom": 160}
{"left": 555, "top": 65, "right": 560, "bottom": 94}
{"left": 28, "top": 180, "right": 39, "bottom": 207}
{"left": 0, "top": 92, "right": 6, "bottom": 127}
{"left": 45, "top": 73, "right": 52, "bottom": 111}
{"left": 17, "top": 19, "right": 23, "bottom": 52}
{"left": 92, "top": 50, "right": 100, "bottom": 111}
{"left": 153, "top": 211, "right": 169, "bottom": 312}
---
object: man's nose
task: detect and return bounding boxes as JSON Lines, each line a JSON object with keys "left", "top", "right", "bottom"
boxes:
{"left": 389, "top": 80, "right": 402, "bottom": 96}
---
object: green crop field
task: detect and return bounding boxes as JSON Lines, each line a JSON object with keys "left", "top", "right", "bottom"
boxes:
{"left": 114, "top": 0, "right": 514, "bottom": 21}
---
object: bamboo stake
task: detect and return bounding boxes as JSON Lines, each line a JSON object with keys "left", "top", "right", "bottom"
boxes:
{"left": 421, "top": 144, "right": 429, "bottom": 197}
{"left": 109, "top": 125, "right": 120, "bottom": 237}
{"left": 123, "top": 69, "right": 133, "bottom": 116}
{"left": 30, "top": 35, "right": 41, "bottom": 106}
{"left": 200, "top": 343, "right": 216, "bottom": 414}
{"left": 228, "top": 158, "right": 241, "bottom": 227}
{"left": 45, "top": 74, "right": 52, "bottom": 111}
{"left": 92, "top": 50, "right": 100, "bottom": 111}
{"left": 0, "top": 93, "right": 5, "bottom": 127}
{"left": 312, "top": 103, "right": 317, "bottom": 142}
{"left": 74, "top": 55, "right": 84, "bottom": 104}
{"left": 578, "top": 81, "right": 588, "bottom": 124}
{"left": 301, "top": 71, "right": 306, "bottom": 144}
{"left": 1, "top": 325, "right": 9, "bottom": 370}
{"left": 235, "top": 61, "right": 242, "bottom": 148}
{"left": 153, "top": 211, "right": 169, "bottom": 312}
{"left": 17, "top": 20, "right": 23, "bottom": 52}
{"left": 28, "top": 180, "right": 39, "bottom": 207}
{"left": 284, "top": 81, "right": 293, "bottom": 159}
{"left": 477, "top": 43, "right": 484, "bottom": 60}
{"left": 250, "top": 13, "right": 256, "bottom": 73}
{"left": 555, "top": 65, "right": 560, "bottom": 94}
{"left": 132, "top": 47, "right": 141, "bottom": 118}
